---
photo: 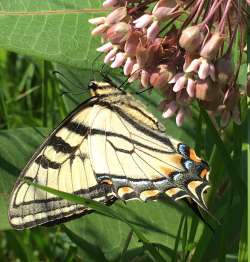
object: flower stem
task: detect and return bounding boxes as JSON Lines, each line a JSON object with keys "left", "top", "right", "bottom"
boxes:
{"left": 218, "top": 0, "right": 233, "bottom": 33}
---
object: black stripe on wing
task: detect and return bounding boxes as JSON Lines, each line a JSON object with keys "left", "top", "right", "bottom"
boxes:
{"left": 47, "top": 136, "right": 78, "bottom": 154}
{"left": 35, "top": 155, "right": 61, "bottom": 169}
{"left": 97, "top": 101, "right": 175, "bottom": 150}
{"left": 12, "top": 182, "right": 114, "bottom": 208}
{"left": 65, "top": 121, "right": 89, "bottom": 136}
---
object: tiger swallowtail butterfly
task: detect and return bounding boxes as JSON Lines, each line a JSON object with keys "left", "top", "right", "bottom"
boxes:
{"left": 8, "top": 81, "right": 210, "bottom": 229}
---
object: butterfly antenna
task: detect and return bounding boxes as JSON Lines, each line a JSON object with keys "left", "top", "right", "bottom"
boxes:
{"left": 52, "top": 71, "right": 82, "bottom": 91}
{"left": 91, "top": 53, "right": 103, "bottom": 81}
{"left": 120, "top": 68, "right": 143, "bottom": 90}
{"left": 60, "top": 90, "right": 88, "bottom": 97}
{"left": 136, "top": 86, "right": 153, "bottom": 94}
{"left": 110, "top": 69, "right": 141, "bottom": 91}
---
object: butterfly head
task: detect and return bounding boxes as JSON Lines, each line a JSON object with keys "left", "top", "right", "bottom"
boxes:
{"left": 88, "top": 81, "right": 124, "bottom": 97}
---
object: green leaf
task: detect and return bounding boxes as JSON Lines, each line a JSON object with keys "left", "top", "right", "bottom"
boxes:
{"left": 0, "top": 1, "right": 105, "bottom": 68}
{"left": 62, "top": 225, "right": 107, "bottom": 261}
{"left": 0, "top": 125, "right": 204, "bottom": 260}
{"left": 0, "top": 127, "right": 50, "bottom": 230}
{"left": 27, "top": 180, "right": 168, "bottom": 262}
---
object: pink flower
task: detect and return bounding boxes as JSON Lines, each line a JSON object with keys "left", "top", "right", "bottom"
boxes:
{"left": 111, "top": 52, "right": 126, "bottom": 68}
{"left": 175, "top": 107, "right": 187, "bottom": 126}
{"left": 141, "top": 70, "right": 150, "bottom": 87}
{"left": 134, "top": 0, "right": 179, "bottom": 40}
{"left": 90, "top": 23, "right": 109, "bottom": 36}
{"left": 147, "top": 21, "right": 160, "bottom": 40}
{"left": 124, "top": 57, "right": 136, "bottom": 76}
{"left": 150, "top": 64, "right": 175, "bottom": 89}
{"left": 104, "top": 47, "right": 118, "bottom": 64}
{"left": 162, "top": 101, "right": 178, "bottom": 118}
{"left": 88, "top": 17, "right": 106, "bottom": 25}
{"left": 220, "top": 105, "right": 241, "bottom": 127}
{"left": 128, "top": 63, "right": 140, "bottom": 82}
{"left": 134, "top": 14, "right": 153, "bottom": 29}
{"left": 162, "top": 89, "right": 192, "bottom": 126}
{"left": 124, "top": 31, "right": 141, "bottom": 56}
{"left": 89, "top": 0, "right": 246, "bottom": 128}
{"left": 103, "top": 0, "right": 118, "bottom": 8}
{"left": 219, "top": 87, "right": 241, "bottom": 127}
{"left": 170, "top": 73, "right": 196, "bottom": 97}
{"left": 162, "top": 101, "right": 190, "bottom": 126}
{"left": 96, "top": 42, "right": 113, "bottom": 52}
{"left": 185, "top": 58, "right": 215, "bottom": 81}
{"left": 200, "top": 32, "right": 225, "bottom": 60}
{"left": 105, "top": 7, "right": 127, "bottom": 24}
{"left": 152, "top": 0, "right": 177, "bottom": 21}
{"left": 179, "top": 25, "right": 204, "bottom": 53}
{"left": 89, "top": 7, "right": 127, "bottom": 36}
{"left": 106, "top": 22, "right": 131, "bottom": 43}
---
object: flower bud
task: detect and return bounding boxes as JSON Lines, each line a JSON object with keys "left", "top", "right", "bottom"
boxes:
{"left": 147, "top": 21, "right": 160, "bottom": 40}
{"left": 124, "top": 31, "right": 141, "bottom": 56}
{"left": 150, "top": 64, "right": 175, "bottom": 88}
{"left": 200, "top": 92, "right": 223, "bottom": 110}
{"left": 136, "top": 43, "right": 149, "bottom": 68}
{"left": 162, "top": 101, "right": 178, "bottom": 118}
{"left": 144, "top": 43, "right": 161, "bottom": 69}
{"left": 124, "top": 57, "right": 135, "bottom": 76}
{"left": 195, "top": 79, "right": 219, "bottom": 101}
{"left": 200, "top": 32, "right": 224, "bottom": 60}
{"left": 215, "top": 56, "right": 234, "bottom": 85}
{"left": 106, "top": 7, "right": 127, "bottom": 25}
{"left": 88, "top": 17, "right": 106, "bottom": 25}
{"left": 97, "top": 42, "right": 113, "bottom": 52}
{"left": 223, "top": 87, "right": 239, "bottom": 109}
{"left": 91, "top": 24, "right": 109, "bottom": 36}
{"left": 179, "top": 26, "right": 204, "bottom": 53}
{"left": 106, "top": 22, "right": 131, "bottom": 43}
{"left": 111, "top": 52, "right": 126, "bottom": 68}
{"left": 134, "top": 14, "right": 153, "bottom": 28}
{"left": 220, "top": 109, "right": 230, "bottom": 127}
{"left": 103, "top": 0, "right": 118, "bottom": 8}
{"left": 141, "top": 70, "right": 150, "bottom": 87}
{"left": 153, "top": 0, "right": 177, "bottom": 21}
{"left": 176, "top": 107, "right": 186, "bottom": 126}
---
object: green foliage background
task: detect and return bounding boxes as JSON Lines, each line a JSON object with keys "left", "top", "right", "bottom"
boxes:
{"left": 0, "top": 1, "right": 248, "bottom": 261}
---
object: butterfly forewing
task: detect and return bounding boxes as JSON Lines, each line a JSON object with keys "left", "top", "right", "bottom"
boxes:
{"left": 9, "top": 81, "right": 210, "bottom": 229}
{"left": 9, "top": 98, "right": 113, "bottom": 229}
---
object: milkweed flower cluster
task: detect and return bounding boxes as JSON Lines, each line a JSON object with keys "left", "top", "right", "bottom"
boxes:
{"left": 89, "top": 0, "right": 247, "bottom": 126}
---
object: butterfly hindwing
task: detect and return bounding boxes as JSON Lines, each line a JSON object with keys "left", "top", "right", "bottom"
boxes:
{"left": 87, "top": 90, "right": 209, "bottom": 205}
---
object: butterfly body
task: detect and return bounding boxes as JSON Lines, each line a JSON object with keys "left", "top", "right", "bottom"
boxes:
{"left": 9, "top": 81, "right": 210, "bottom": 229}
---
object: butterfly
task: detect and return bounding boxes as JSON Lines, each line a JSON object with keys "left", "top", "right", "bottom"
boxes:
{"left": 8, "top": 80, "right": 210, "bottom": 229}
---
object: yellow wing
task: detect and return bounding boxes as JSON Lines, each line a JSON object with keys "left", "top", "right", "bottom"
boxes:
{"left": 8, "top": 81, "right": 210, "bottom": 229}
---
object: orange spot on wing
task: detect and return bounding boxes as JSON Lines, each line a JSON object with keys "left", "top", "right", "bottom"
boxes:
{"left": 160, "top": 167, "right": 175, "bottom": 176}
{"left": 165, "top": 187, "right": 181, "bottom": 197}
{"left": 161, "top": 154, "right": 184, "bottom": 176}
{"left": 101, "top": 179, "right": 113, "bottom": 185}
{"left": 170, "top": 154, "right": 183, "bottom": 165}
{"left": 189, "top": 149, "right": 201, "bottom": 162}
{"left": 140, "top": 190, "right": 160, "bottom": 199}
{"left": 118, "top": 187, "right": 134, "bottom": 197}
{"left": 199, "top": 169, "right": 208, "bottom": 179}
